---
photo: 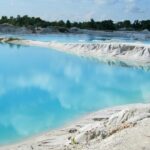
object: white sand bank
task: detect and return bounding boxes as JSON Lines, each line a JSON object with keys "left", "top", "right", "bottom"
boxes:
{"left": 1, "top": 103, "right": 150, "bottom": 150}
{"left": 0, "top": 38, "right": 150, "bottom": 149}
{"left": 1, "top": 38, "right": 150, "bottom": 68}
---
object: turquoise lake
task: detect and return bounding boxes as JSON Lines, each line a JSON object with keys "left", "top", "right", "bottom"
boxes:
{"left": 0, "top": 37, "right": 150, "bottom": 145}
{"left": 1, "top": 33, "right": 150, "bottom": 44}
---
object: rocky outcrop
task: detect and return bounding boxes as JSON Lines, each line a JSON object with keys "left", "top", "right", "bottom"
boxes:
{"left": 0, "top": 24, "right": 69, "bottom": 34}
{"left": 1, "top": 103, "right": 150, "bottom": 150}
{"left": 0, "top": 23, "right": 150, "bottom": 39}
{"left": 0, "top": 24, "right": 33, "bottom": 34}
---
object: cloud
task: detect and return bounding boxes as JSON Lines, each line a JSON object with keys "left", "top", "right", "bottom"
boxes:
{"left": 93, "top": 0, "right": 144, "bottom": 14}
{"left": 130, "top": 7, "right": 144, "bottom": 13}
{"left": 0, "top": 0, "right": 149, "bottom": 24}
{"left": 94, "top": 0, "right": 119, "bottom": 5}
{"left": 124, "top": 0, "right": 144, "bottom": 13}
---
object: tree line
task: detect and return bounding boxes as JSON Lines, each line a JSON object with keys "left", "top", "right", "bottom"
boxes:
{"left": 0, "top": 15, "right": 150, "bottom": 31}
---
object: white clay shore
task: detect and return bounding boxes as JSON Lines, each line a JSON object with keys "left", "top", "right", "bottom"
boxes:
{"left": 0, "top": 103, "right": 150, "bottom": 150}
{"left": 0, "top": 38, "right": 150, "bottom": 149}
{"left": 1, "top": 38, "right": 150, "bottom": 68}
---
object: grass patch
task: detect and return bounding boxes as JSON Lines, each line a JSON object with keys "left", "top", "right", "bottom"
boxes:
{"left": 6, "top": 37, "right": 21, "bottom": 42}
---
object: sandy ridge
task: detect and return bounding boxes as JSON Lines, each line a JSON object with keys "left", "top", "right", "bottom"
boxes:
{"left": 1, "top": 38, "right": 150, "bottom": 68}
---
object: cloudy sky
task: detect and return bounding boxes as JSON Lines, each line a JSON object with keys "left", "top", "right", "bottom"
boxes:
{"left": 0, "top": 0, "right": 149, "bottom": 21}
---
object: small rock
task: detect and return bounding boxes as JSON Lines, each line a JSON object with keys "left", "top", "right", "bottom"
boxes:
{"left": 68, "top": 128, "right": 77, "bottom": 133}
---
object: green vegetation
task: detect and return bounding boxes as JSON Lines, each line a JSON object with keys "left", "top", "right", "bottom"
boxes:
{"left": 0, "top": 37, "right": 21, "bottom": 43}
{"left": 6, "top": 37, "right": 21, "bottom": 42}
{"left": 0, "top": 15, "right": 150, "bottom": 31}
{"left": 71, "top": 137, "right": 78, "bottom": 145}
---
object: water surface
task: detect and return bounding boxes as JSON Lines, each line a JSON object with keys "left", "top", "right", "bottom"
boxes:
{"left": 1, "top": 33, "right": 150, "bottom": 44}
{"left": 0, "top": 43, "right": 150, "bottom": 145}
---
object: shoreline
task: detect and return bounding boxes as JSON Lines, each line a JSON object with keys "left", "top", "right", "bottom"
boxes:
{"left": 0, "top": 38, "right": 150, "bottom": 149}
{"left": 1, "top": 103, "right": 150, "bottom": 150}
{"left": 1, "top": 38, "right": 150, "bottom": 69}
{"left": 0, "top": 24, "right": 150, "bottom": 37}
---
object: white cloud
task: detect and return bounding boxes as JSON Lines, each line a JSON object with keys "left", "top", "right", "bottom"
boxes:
{"left": 124, "top": 0, "right": 144, "bottom": 13}
{"left": 0, "top": 0, "right": 149, "bottom": 21}
{"left": 94, "top": 0, "right": 119, "bottom": 5}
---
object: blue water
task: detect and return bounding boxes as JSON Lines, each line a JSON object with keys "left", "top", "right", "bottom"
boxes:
{"left": 1, "top": 33, "right": 150, "bottom": 44}
{"left": 0, "top": 42, "right": 150, "bottom": 145}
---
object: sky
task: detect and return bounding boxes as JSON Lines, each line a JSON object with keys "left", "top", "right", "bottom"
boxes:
{"left": 0, "top": 0, "right": 149, "bottom": 21}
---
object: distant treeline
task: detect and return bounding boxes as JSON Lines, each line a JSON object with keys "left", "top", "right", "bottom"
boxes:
{"left": 0, "top": 15, "right": 150, "bottom": 31}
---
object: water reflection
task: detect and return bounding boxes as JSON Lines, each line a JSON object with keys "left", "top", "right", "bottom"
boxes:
{"left": 0, "top": 44, "right": 150, "bottom": 144}
{"left": 0, "top": 42, "right": 27, "bottom": 49}
{"left": 7, "top": 43, "right": 23, "bottom": 49}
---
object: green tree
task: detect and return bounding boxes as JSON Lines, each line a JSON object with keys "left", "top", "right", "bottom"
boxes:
{"left": 0, "top": 16, "right": 8, "bottom": 23}
{"left": 66, "top": 20, "right": 71, "bottom": 28}
{"left": 123, "top": 20, "right": 131, "bottom": 29}
{"left": 90, "top": 19, "right": 96, "bottom": 29}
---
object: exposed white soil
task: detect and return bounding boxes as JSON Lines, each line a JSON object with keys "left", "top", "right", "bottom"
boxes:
{"left": 0, "top": 38, "right": 150, "bottom": 149}
{"left": 2, "top": 38, "right": 150, "bottom": 68}
{"left": 1, "top": 103, "right": 150, "bottom": 150}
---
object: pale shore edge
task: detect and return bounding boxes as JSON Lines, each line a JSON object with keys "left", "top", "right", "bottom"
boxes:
{"left": 0, "top": 38, "right": 150, "bottom": 149}
{"left": 1, "top": 38, "right": 150, "bottom": 69}
{"left": 0, "top": 103, "right": 150, "bottom": 150}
